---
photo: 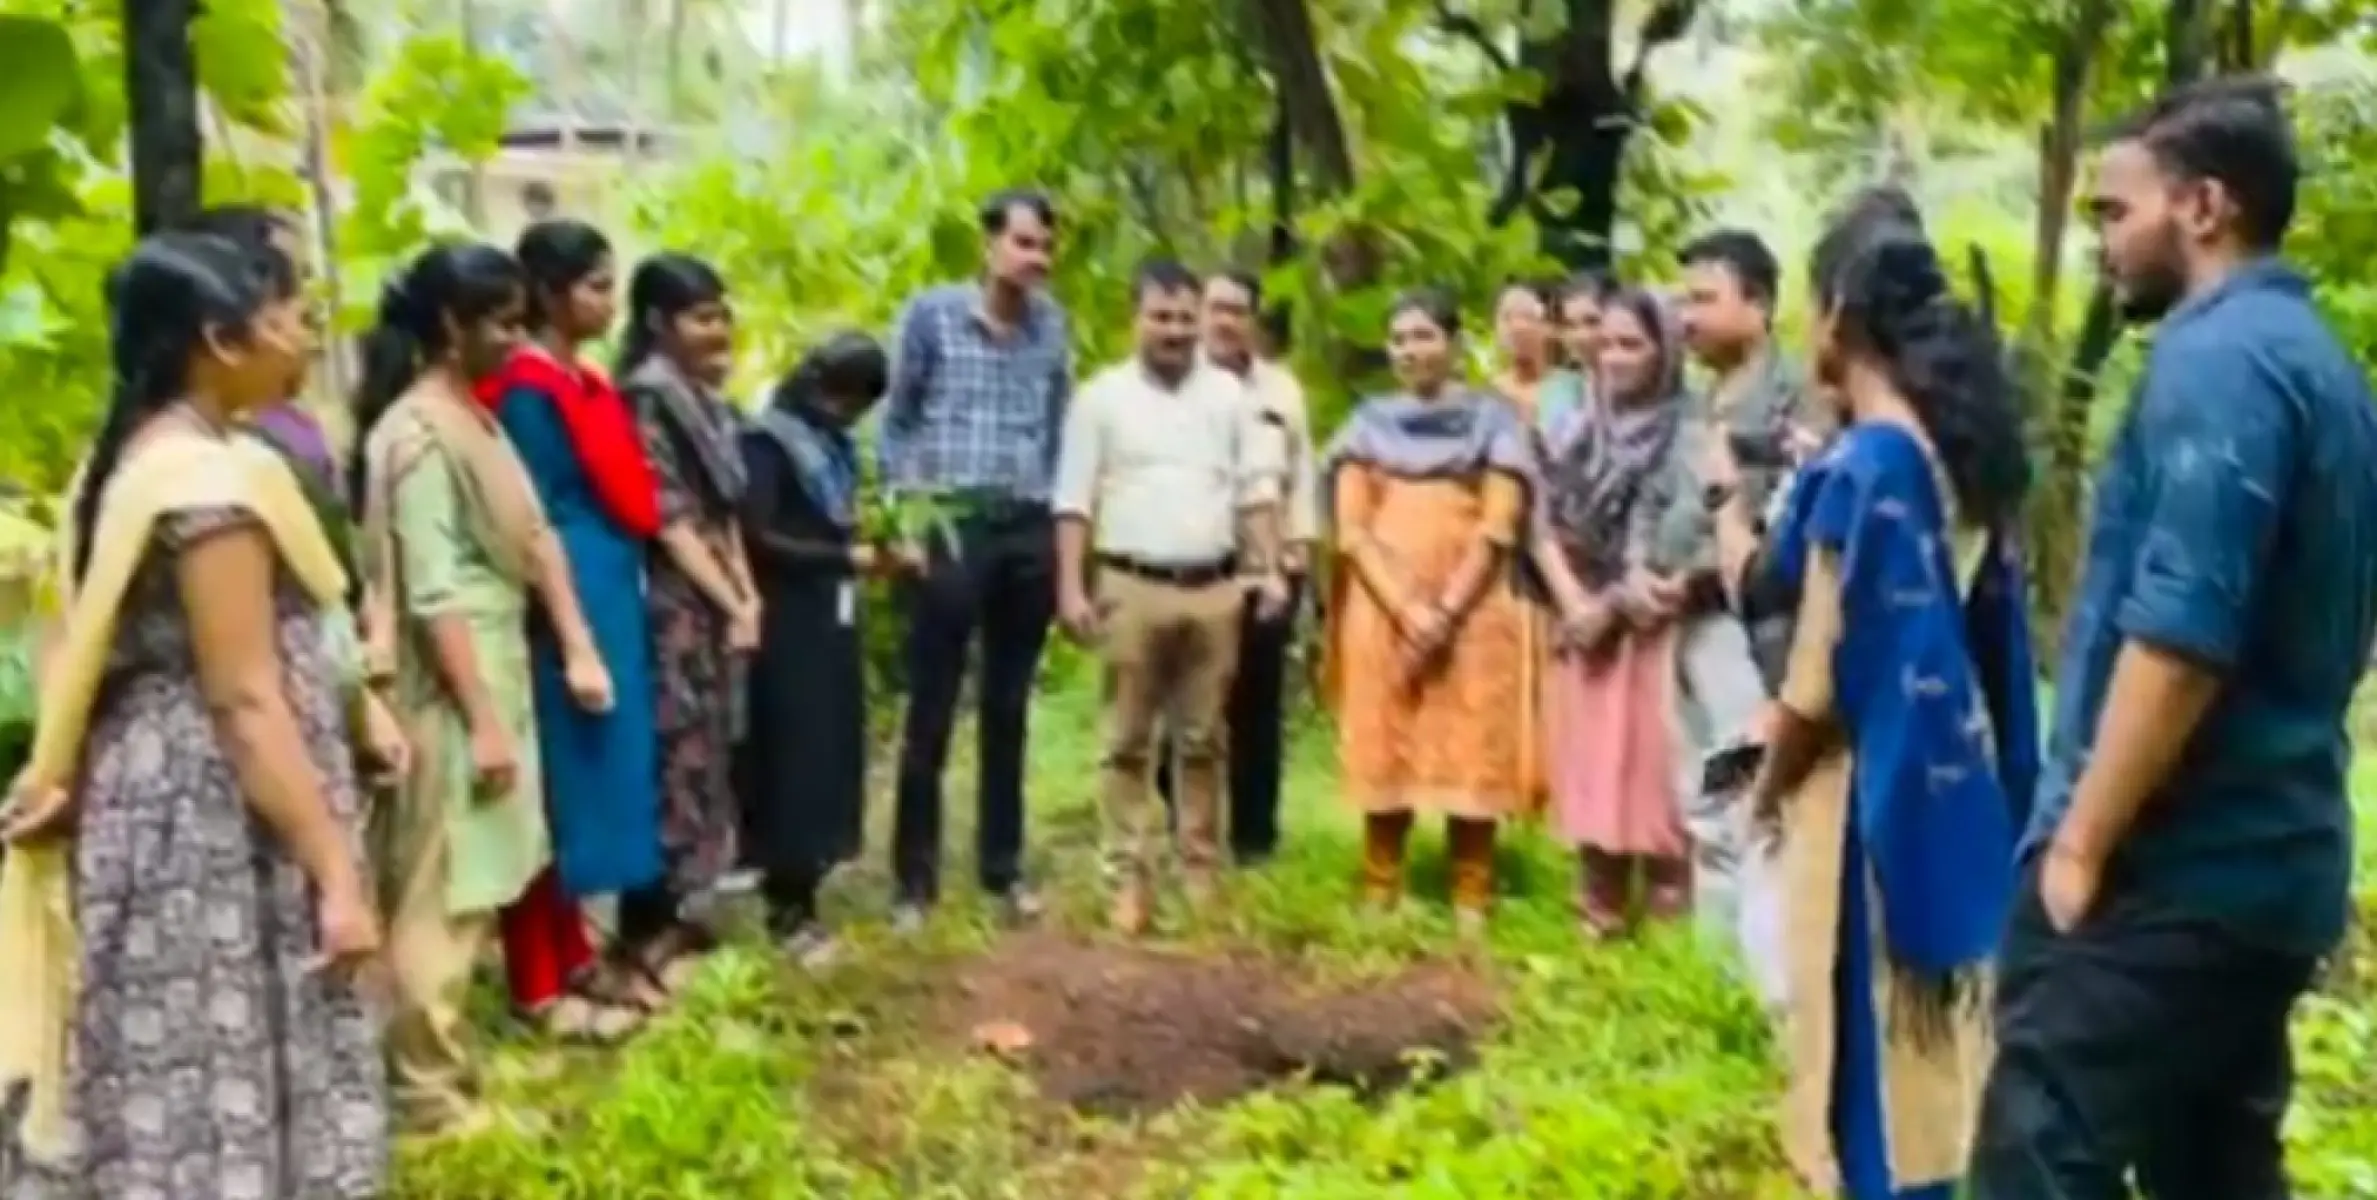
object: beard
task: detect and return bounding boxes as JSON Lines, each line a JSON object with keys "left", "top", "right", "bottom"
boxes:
{"left": 2108, "top": 226, "right": 2188, "bottom": 324}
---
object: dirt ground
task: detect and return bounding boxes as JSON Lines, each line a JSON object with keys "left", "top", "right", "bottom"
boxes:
{"left": 932, "top": 933, "right": 1499, "bottom": 1117}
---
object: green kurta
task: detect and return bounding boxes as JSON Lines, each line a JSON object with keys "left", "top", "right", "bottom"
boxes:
{"left": 374, "top": 412, "right": 548, "bottom": 917}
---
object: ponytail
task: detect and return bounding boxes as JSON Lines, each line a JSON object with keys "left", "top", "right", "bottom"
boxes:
{"left": 1831, "top": 232, "right": 2031, "bottom": 532}
{"left": 348, "top": 271, "right": 432, "bottom": 510}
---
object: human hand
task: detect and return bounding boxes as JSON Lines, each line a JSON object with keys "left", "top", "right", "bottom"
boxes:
{"left": 564, "top": 648, "right": 616, "bottom": 713}
{"left": 1554, "top": 598, "right": 1612, "bottom": 653}
{"left": 1399, "top": 599, "right": 1451, "bottom": 653}
{"left": 888, "top": 540, "right": 930, "bottom": 577}
{"left": 2039, "top": 840, "right": 2103, "bottom": 934}
{"left": 0, "top": 771, "right": 73, "bottom": 844}
{"left": 311, "top": 878, "right": 387, "bottom": 996}
{"left": 1059, "top": 585, "right": 1101, "bottom": 644}
{"left": 1616, "top": 568, "right": 1681, "bottom": 623}
{"left": 1252, "top": 573, "right": 1291, "bottom": 623}
{"left": 360, "top": 692, "right": 412, "bottom": 788}
{"left": 468, "top": 718, "right": 520, "bottom": 800}
{"left": 726, "top": 601, "right": 761, "bottom": 653}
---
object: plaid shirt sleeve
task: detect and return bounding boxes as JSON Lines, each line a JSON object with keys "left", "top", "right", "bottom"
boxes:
{"left": 877, "top": 295, "right": 938, "bottom": 490}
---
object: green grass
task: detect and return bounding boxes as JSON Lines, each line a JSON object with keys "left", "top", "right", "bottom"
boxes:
{"left": 392, "top": 682, "right": 2377, "bottom": 1199}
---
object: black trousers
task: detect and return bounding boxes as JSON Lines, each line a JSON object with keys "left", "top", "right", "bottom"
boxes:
{"left": 889, "top": 506, "right": 1055, "bottom": 904}
{"left": 1157, "top": 577, "right": 1301, "bottom": 860}
{"left": 1969, "top": 860, "right": 2319, "bottom": 1199}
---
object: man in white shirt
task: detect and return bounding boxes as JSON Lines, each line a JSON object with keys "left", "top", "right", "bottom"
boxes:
{"left": 1054, "top": 260, "right": 1287, "bottom": 933}
{"left": 1154, "top": 269, "right": 1317, "bottom": 864}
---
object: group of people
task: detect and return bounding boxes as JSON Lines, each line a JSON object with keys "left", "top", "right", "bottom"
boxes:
{"left": 0, "top": 74, "right": 2372, "bottom": 1200}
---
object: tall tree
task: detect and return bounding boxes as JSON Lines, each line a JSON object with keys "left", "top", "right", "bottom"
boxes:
{"left": 1437, "top": 0, "right": 1703, "bottom": 268}
{"left": 125, "top": 0, "right": 203, "bottom": 233}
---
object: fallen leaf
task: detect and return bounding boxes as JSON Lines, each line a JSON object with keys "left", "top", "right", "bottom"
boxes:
{"left": 971, "top": 1019, "right": 1035, "bottom": 1057}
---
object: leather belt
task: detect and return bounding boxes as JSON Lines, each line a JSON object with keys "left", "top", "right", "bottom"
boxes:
{"left": 1097, "top": 553, "right": 1237, "bottom": 587}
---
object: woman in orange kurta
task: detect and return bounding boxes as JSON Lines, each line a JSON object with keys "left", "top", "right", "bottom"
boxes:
{"left": 1324, "top": 289, "right": 1538, "bottom": 934}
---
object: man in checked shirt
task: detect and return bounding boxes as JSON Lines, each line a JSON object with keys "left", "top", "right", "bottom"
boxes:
{"left": 878, "top": 187, "right": 1072, "bottom": 932}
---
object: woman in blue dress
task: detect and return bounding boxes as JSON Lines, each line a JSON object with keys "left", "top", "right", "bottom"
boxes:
{"left": 1721, "top": 205, "right": 2037, "bottom": 1198}
{"left": 486, "top": 219, "right": 672, "bottom": 1008}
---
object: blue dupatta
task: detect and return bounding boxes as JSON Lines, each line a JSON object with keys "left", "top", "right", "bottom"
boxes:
{"left": 1768, "top": 424, "right": 2038, "bottom": 1005}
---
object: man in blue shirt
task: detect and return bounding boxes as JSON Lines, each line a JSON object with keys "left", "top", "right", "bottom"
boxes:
{"left": 877, "top": 187, "right": 1073, "bottom": 931}
{"left": 1972, "top": 79, "right": 2377, "bottom": 1198}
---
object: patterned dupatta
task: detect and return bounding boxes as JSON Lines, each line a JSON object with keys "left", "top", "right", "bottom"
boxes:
{"left": 1766, "top": 423, "right": 2038, "bottom": 1038}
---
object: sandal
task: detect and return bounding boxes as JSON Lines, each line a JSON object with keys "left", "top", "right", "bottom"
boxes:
{"left": 579, "top": 960, "right": 668, "bottom": 1016}
{"left": 529, "top": 994, "right": 642, "bottom": 1045}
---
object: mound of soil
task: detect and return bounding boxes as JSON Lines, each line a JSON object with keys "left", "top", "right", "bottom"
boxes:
{"left": 938, "top": 933, "right": 1496, "bottom": 1117}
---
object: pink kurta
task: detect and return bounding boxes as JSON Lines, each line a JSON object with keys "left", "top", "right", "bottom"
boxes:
{"left": 1548, "top": 625, "right": 1690, "bottom": 857}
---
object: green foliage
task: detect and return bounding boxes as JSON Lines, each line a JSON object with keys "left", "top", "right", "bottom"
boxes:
{"left": 2293, "top": 75, "right": 2377, "bottom": 368}
{"left": 337, "top": 32, "right": 533, "bottom": 314}
{"left": 633, "top": 0, "right": 1605, "bottom": 431}
{"left": 384, "top": 683, "right": 2377, "bottom": 1197}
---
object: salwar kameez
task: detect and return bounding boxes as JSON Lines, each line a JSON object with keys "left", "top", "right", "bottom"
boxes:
{"left": 627, "top": 359, "right": 747, "bottom": 911}
{"left": 4, "top": 433, "right": 383, "bottom": 1200}
{"left": 1323, "top": 392, "right": 1538, "bottom": 915}
{"left": 1766, "top": 422, "right": 2037, "bottom": 1199}
{"left": 362, "top": 399, "right": 549, "bottom": 1131}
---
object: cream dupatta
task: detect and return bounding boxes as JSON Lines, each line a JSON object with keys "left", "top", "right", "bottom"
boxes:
{"left": 0, "top": 431, "right": 347, "bottom": 1166}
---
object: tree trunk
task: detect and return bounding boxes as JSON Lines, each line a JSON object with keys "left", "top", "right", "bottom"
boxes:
{"left": 2015, "top": 0, "right": 2115, "bottom": 637}
{"left": 1492, "top": 0, "right": 1696, "bottom": 269}
{"left": 456, "top": 0, "right": 486, "bottom": 227}
{"left": 124, "top": 0, "right": 203, "bottom": 235}
{"left": 2030, "top": 0, "right": 2220, "bottom": 645}
{"left": 291, "top": 0, "right": 351, "bottom": 413}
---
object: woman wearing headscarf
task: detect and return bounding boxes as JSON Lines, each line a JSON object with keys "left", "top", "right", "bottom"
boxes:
{"left": 619, "top": 253, "right": 754, "bottom": 984}
{"left": 735, "top": 333, "right": 893, "bottom": 964}
{"left": 1534, "top": 286, "right": 1699, "bottom": 938}
{"left": 1323, "top": 288, "right": 1538, "bottom": 936}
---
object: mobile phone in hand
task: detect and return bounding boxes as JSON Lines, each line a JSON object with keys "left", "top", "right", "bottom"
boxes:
{"left": 1700, "top": 741, "right": 1766, "bottom": 797}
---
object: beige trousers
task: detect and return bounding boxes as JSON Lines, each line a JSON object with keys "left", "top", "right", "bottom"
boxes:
{"left": 1096, "top": 571, "right": 1243, "bottom": 888}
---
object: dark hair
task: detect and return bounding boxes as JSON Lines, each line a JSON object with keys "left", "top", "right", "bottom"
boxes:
{"left": 75, "top": 233, "right": 294, "bottom": 582}
{"left": 2109, "top": 75, "right": 2297, "bottom": 250}
{"left": 1208, "top": 266, "right": 1262, "bottom": 310}
{"left": 349, "top": 242, "right": 524, "bottom": 505}
{"left": 1133, "top": 258, "right": 1199, "bottom": 304}
{"left": 978, "top": 187, "right": 1058, "bottom": 237}
{"left": 183, "top": 204, "right": 297, "bottom": 253}
{"left": 1559, "top": 270, "right": 1617, "bottom": 307}
{"left": 514, "top": 218, "right": 612, "bottom": 331}
{"left": 1830, "top": 184, "right": 1925, "bottom": 233}
{"left": 1814, "top": 220, "right": 2030, "bottom": 529}
{"left": 1386, "top": 286, "right": 1462, "bottom": 338}
{"left": 616, "top": 252, "right": 729, "bottom": 378}
{"left": 1679, "top": 229, "right": 1781, "bottom": 309}
{"left": 771, "top": 331, "right": 890, "bottom": 417}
